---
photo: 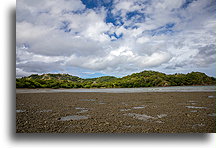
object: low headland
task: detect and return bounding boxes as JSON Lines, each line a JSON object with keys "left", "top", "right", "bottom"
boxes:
{"left": 16, "top": 70, "right": 216, "bottom": 89}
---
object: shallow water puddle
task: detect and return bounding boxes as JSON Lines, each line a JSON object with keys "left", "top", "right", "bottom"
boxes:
{"left": 185, "top": 106, "right": 207, "bottom": 109}
{"left": 132, "top": 105, "right": 145, "bottom": 109}
{"left": 75, "top": 107, "right": 89, "bottom": 113}
{"left": 124, "top": 113, "right": 155, "bottom": 121}
{"left": 188, "top": 100, "right": 197, "bottom": 103}
{"left": 59, "top": 115, "right": 89, "bottom": 121}
{"left": 77, "top": 110, "right": 88, "bottom": 113}
{"left": 157, "top": 114, "right": 167, "bottom": 118}
{"left": 155, "top": 121, "right": 165, "bottom": 124}
{"left": 208, "top": 113, "right": 216, "bottom": 117}
{"left": 37, "top": 109, "right": 52, "bottom": 113}
{"left": 16, "top": 110, "right": 26, "bottom": 113}
{"left": 187, "top": 101, "right": 197, "bottom": 105}
{"left": 124, "top": 112, "right": 167, "bottom": 123}
{"left": 123, "top": 125, "right": 145, "bottom": 128}
{"left": 75, "top": 107, "right": 86, "bottom": 110}
{"left": 121, "top": 102, "right": 128, "bottom": 105}
{"left": 120, "top": 105, "right": 145, "bottom": 111}
{"left": 79, "top": 99, "right": 96, "bottom": 101}
{"left": 192, "top": 123, "right": 205, "bottom": 128}
{"left": 208, "top": 96, "right": 216, "bottom": 98}
{"left": 120, "top": 109, "right": 131, "bottom": 112}
{"left": 123, "top": 125, "right": 132, "bottom": 128}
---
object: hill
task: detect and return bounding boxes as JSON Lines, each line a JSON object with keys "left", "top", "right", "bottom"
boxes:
{"left": 16, "top": 71, "right": 216, "bottom": 88}
{"left": 27, "top": 73, "right": 82, "bottom": 81}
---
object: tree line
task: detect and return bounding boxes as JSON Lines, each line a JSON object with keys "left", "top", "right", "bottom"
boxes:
{"left": 16, "top": 71, "right": 216, "bottom": 88}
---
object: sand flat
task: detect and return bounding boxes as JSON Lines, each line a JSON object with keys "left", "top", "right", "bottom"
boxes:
{"left": 16, "top": 92, "right": 216, "bottom": 133}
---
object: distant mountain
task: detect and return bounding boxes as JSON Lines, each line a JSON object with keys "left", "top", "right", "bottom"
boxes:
{"left": 16, "top": 71, "right": 216, "bottom": 88}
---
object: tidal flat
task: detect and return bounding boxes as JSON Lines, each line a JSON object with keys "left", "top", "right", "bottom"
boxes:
{"left": 16, "top": 92, "right": 216, "bottom": 133}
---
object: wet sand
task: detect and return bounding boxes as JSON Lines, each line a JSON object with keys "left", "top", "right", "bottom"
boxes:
{"left": 16, "top": 92, "right": 216, "bottom": 133}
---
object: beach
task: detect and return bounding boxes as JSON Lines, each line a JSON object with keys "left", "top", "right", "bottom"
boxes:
{"left": 16, "top": 91, "right": 216, "bottom": 133}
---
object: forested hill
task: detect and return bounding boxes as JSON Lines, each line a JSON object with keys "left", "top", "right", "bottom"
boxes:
{"left": 16, "top": 71, "right": 216, "bottom": 88}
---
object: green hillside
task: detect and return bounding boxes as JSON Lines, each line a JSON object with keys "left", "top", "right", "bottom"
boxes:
{"left": 28, "top": 73, "right": 82, "bottom": 81}
{"left": 16, "top": 71, "right": 216, "bottom": 88}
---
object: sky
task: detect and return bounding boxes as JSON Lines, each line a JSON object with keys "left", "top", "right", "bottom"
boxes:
{"left": 16, "top": 0, "right": 216, "bottom": 78}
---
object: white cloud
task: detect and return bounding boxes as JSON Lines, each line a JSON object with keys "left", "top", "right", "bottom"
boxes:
{"left": 16, "top": 68, "right": 34, "bottom": 78}
{"left": 16, "top": 0, "right": 216, "bottom": 77}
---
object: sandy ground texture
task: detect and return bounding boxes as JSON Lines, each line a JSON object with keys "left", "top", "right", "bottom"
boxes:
{"left": 16, "top": 92, "right": 216, "bottom": 133}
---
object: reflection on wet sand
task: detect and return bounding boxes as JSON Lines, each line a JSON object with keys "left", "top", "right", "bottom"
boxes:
{"left": 58, "top": 115, "right": 89, "bottom": 121}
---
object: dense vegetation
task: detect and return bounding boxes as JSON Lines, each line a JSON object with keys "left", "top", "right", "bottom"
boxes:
{"left": 16, "top": 71, "right": 216, "bottom": 88}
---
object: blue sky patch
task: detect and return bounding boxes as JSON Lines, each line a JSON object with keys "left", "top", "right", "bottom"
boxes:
{"left": 105, "top": 31, "right": 123, "bottom": 40}
{"left": 181, "top": 0, "right": 196, "bottom": 9}
{"left": 144, "top": 23, "right": 176, "bottom": 36}
{"left": 106, "top": 10, "right": 124, "bottom": 26}
{"left": 126, "top": 11, "right": 145, "bottom": 23}
{"left": 81, "top": 72, "right": 108, "bottom": 78}
{"left": 59, "top": 21, "right": 71, "bottom": 32}
{"left": 81, "top": 0, "right": 113, "bottom": 9}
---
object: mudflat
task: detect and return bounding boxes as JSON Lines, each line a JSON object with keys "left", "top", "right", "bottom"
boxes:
{"left": 16, "top": 92, "right": 216, "bottom": 133}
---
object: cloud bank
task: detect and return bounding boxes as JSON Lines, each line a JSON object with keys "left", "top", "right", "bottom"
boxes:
{"left": 16, "top": 0, "right": 216, "bottom": 78}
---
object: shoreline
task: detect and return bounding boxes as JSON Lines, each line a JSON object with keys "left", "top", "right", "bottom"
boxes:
{"left": 16, "top": 85, "right": 216, "bottom": 94}
{"left": 16, "top": 85, "right": 216, "bottom": 89}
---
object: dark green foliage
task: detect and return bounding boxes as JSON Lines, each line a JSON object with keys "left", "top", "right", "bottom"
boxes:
{"left": 16, "top": 71, "right": 216, "bottom": 88}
